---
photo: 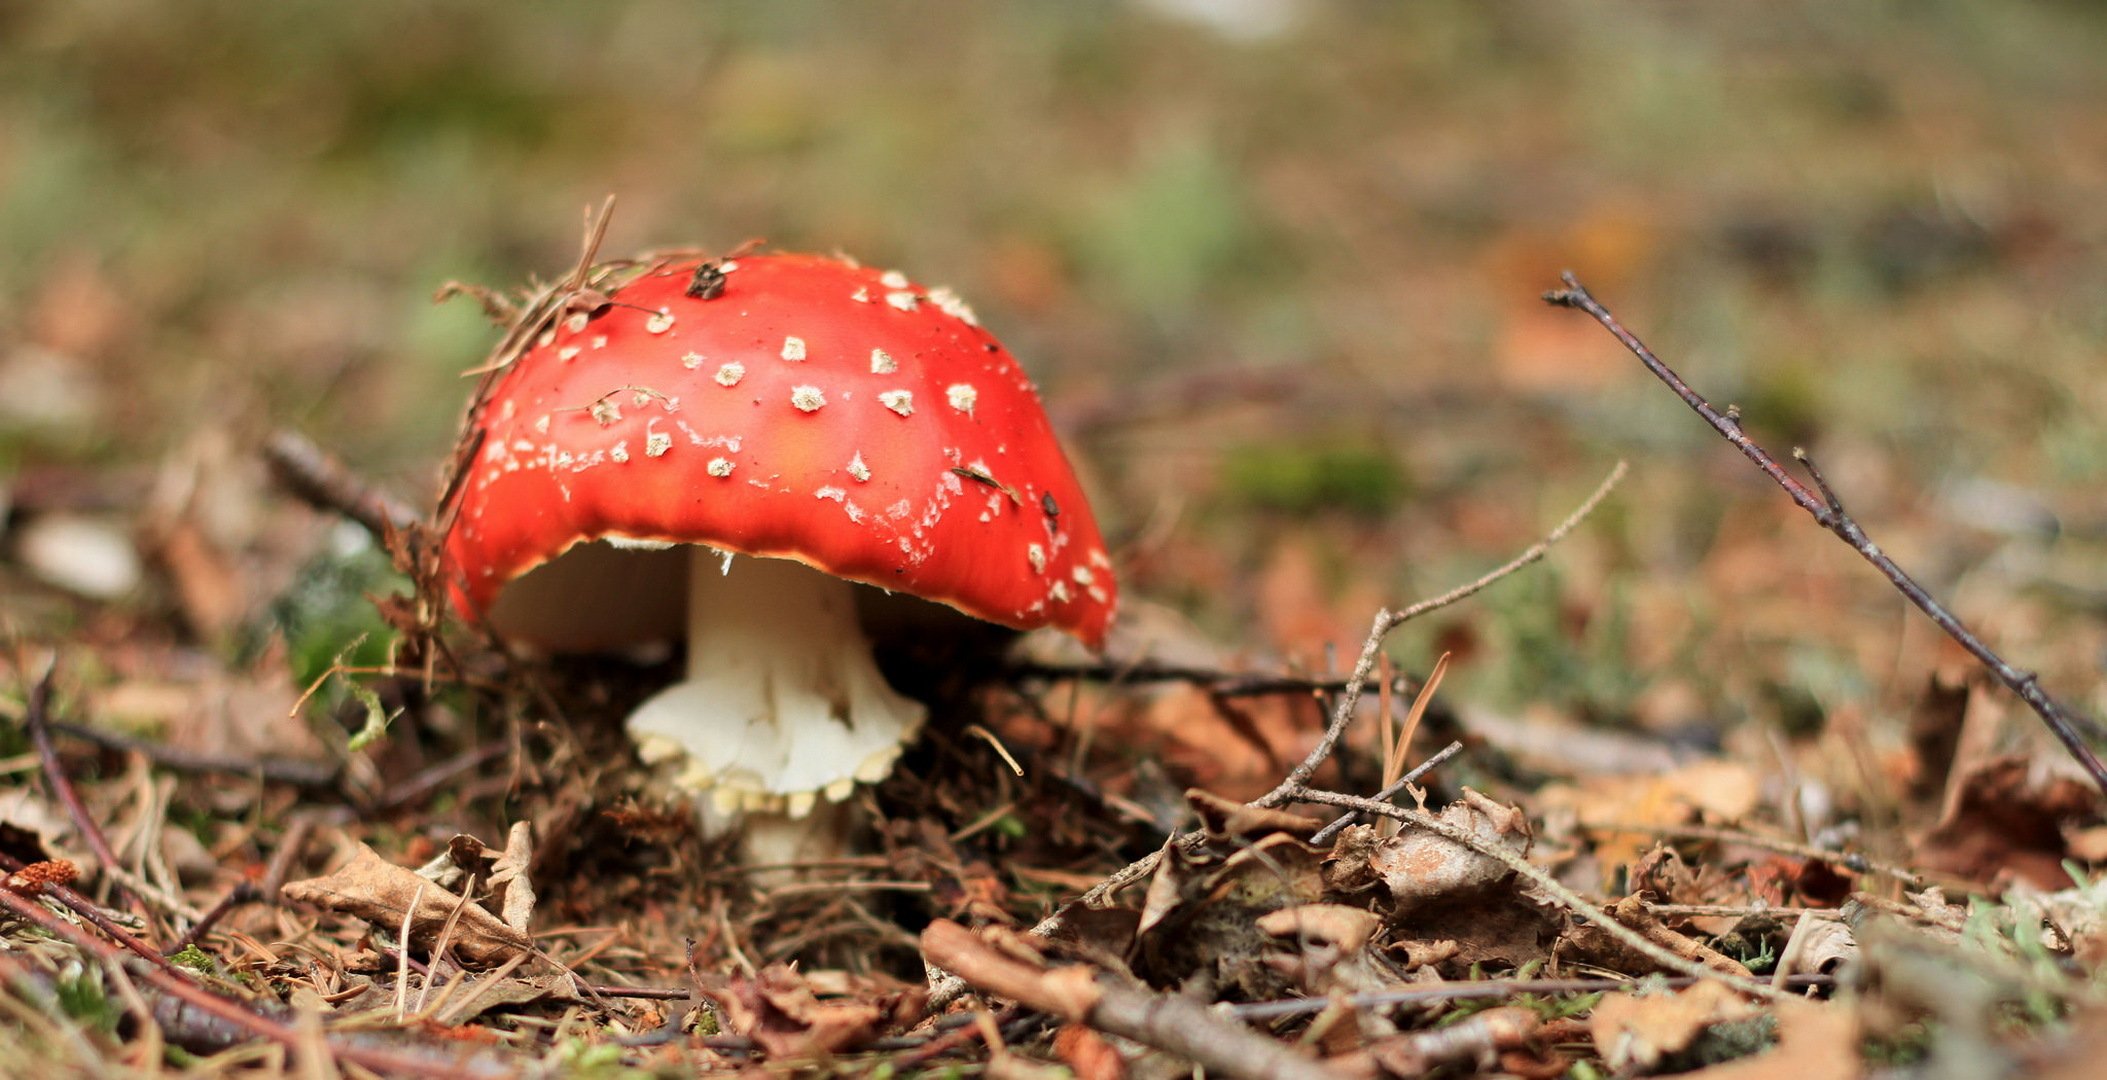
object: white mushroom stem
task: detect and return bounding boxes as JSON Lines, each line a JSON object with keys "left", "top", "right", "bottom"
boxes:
{"left": 627, "top": 549, "right": 925, "bottom": 861}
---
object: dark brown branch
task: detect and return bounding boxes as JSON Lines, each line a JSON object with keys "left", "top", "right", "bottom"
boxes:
{"left": 49, "top": 721, "right": 341, "bottom": 789}
{"left": 1006, "top": 658, "right": 1421, "bottom": 702}
{"left": 1545, "top": 274, "right": 2107, "bottom": 795}
{"left": 263, "top": 429, "right": 423, "bottom": 543}
{"left": 921, "top": 920, "right": 1347, "bottom": 1080}
{"left": 21, "top": 665, "right": 135, "bottom": 913}
{"left": 0, "top": 851, "right": 180, "bottom": 977}
{"left": 170, "top": 883, "right": 260, "bottom": 953}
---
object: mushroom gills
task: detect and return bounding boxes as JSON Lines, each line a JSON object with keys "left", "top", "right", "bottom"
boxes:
{"left": 627, "top": 549, "right": 926, "bottom": 840}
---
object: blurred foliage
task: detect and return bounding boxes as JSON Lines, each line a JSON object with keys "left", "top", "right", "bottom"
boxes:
{"left": 1220, "top": 441, "right": 1409, "bottom": 516}
{"left": 263, "top": 535, "right": 403, "bottom": 691}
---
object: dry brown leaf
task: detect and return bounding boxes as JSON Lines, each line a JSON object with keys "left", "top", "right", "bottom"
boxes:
{"left": 1588, "top": 980, "right": 1760, "bottom": 1074}
{"left": 1369, "top": 789, "right": 1530, "bottom": 914}
{"left": 1255, "top": 904, "right": 1382, "bottom": 954}
{"left": 1052, "top": 1023, "right": 1125, "bottom": 1080}
{"left": 1539, "top": 758, "right": 1762, "bottom": 875}
{"left": 1787, "top": 918, "right": 1860, "bottom": 981}
{"left": 712, "top": 964, "right": 881, "bottom": 1061}
{"left": 1672, "top": 998, "right": 1859, "bottom": 1080}
{"left": 281, "top": 844, "right": 532, "bottom": 963}
{"left": 1257, "top": 904, "right": 1390, "bottom": 998}
{"left": 1916, "top": 754, "right": 2099, "bottom": 888}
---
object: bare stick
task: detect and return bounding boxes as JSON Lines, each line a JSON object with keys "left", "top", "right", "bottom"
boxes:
{"left": 21, "top": 664, "right": 135, "bottom": 914}
{"left": 1544, "top": 275, "right": 2107, "bottom": 795}
{"left": 263, "top": 429, "right": 422, "bottom": 543}
{"left": 49, "top": 721, "right": 340, "bottom": 789}
{"left": 1230, "top": 973, "right": 1834, "bottom": 1021}
{"left": 171, "top": 883, "right": 259, "bottom": 953}
{"left": 922, "top": 920, "right": 1347, "bottom": 1080}
{"left": 1006, "top": 659, "right": 1422, "bottom": 703}
{"left": 1307, "top": 739, "right": 1464, "bottom": 845}
{"left": 1288, "top": 788, "right": 1781, "bottom": 1000}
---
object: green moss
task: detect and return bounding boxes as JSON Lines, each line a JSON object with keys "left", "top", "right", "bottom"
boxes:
{"left": 1220, "top": 443, "right": 1410, "bottom": 517}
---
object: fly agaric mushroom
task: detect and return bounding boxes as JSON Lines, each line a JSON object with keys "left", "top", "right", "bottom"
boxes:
{"left": 442, "top": 253, "right": 1114, "bottom": 853}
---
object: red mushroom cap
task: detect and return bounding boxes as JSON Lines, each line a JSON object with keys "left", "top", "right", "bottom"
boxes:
{"left": 444, "top": 253, "right": 1115, "bottom": 648}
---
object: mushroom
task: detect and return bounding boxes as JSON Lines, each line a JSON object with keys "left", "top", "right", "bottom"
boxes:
{"left": 442, "top": 254, "right": 1115, "bottom": 857}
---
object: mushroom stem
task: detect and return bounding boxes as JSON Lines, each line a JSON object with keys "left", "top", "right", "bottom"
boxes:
{"left": 627, "top": 549, "right": 926, "bottom": 858}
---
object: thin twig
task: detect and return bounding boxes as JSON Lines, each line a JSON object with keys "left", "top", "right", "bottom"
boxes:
{"left": 1229, "top": 973, "right": 1836, "bottom": 1022}
{"left": 927, "top": 463, "right": 1627, "bottom": 1009}
{"left": 22, "top": 664, "right": 135, "bottom": 913}
{"left": 1254, "top": 460, "right": 1628, "bottom": 809}
{"left": 49, "top": 721, "right": 341, "bottom": 789}
{"left": 1006, "top": 659, "right": 1421, "bottom": 703}
{"left": 1545, "top": 275, "right": 2107, "bottom": 795}
{"left": 0, "top": 883, "right": 515, "bottom": 1077}
{"left": 1308, "top": 740, "right": 1465, "bottom": 845}
{"left": 171, "top": 883, "right": 259, "bottom": 952}
{"left": 1288, "top": 788, "right": 1782, "bottom": 1000}
{"left": 0, "top": 864, "right": 179, "bottom": 977}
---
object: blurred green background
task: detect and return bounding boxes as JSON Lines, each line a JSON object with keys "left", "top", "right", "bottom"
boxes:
{"left": 6, "top": 0, "right": 2107, "bottom": 761}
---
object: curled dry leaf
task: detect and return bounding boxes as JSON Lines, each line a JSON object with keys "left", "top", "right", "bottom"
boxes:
{"left": 281, "top": 844, "right": 533, "bottom": 963}
{"left": 1786, "top": 918, "right": 1860, "bottom": 981}
{"left": 1368, "top": 789, "right": 1530, "bottom": 914}
{"left": 1588, "top": 980, "right": 1761, "bottom": 1074}
{"left": 708, "top": 964, "right": 882, "bottom": 1062}
{"left": 1257, "top": 903, "right": 1391, "bottom": 999}
{"left": 1185, "top": 788, "right": 1324, "bottom": 841}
